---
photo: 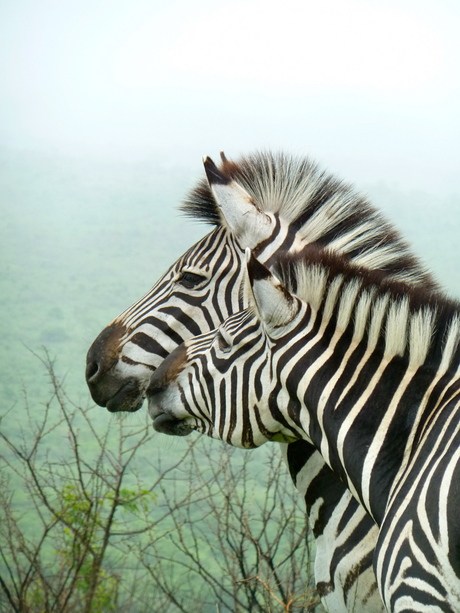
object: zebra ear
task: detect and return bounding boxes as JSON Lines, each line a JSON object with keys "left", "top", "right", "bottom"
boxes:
{"left": 245, "top": 250, "right": 299, "bottom": 331}
{"left": 203, "top": 156, "right": 273, "bottom": 248}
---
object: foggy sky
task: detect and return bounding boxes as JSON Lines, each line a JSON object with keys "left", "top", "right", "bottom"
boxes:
{"left": 1, "top": 0, "right": 460, "bottom": 194}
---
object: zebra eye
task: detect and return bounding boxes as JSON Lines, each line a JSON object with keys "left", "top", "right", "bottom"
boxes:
{"left": 217, "top": 331, "right": 232, "bottom": 353}
{"left": 178, "top": 271, "right": 207, "bottom": 289}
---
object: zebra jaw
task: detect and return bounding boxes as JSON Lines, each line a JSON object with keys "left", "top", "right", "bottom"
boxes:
{"left": 150, "top": 411, "right": 194, "bottom": 437}
{"left": 106, "top": 379, "right": 145, "bottom": 413}
{"left": 148, "top": 396, "right": 196, "bottom": 437}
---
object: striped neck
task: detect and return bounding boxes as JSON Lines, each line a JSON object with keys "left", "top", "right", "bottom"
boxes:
{"left": 275, "top": 250, "right": 460, "bottom": 376}
{"left": 271, "top": 255, "right": 460, "bottom": 521}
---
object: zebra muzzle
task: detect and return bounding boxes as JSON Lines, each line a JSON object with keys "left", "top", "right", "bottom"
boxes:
{"left": 151, "top": 412, "right": 193, "bottom": 436}
{"left": 105, "top": 379, "right": 144, "bottom": 413}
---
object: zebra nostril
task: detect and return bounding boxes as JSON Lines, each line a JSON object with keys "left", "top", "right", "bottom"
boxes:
{"left": 86, "top": 321, "right": 126, "bottom": 387}
{"left": 85, "top": 360, "right": 100, "bottom": 383}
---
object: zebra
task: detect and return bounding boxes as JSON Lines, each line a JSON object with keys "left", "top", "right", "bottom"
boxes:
{"left": 146, "top": 246, "right": 460, "bottom": 613}
{"left": 86, "top": 152, "right": 437, "bottom": 612}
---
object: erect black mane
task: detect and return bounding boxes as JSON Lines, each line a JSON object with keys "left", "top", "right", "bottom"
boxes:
{"left": 181, "top": 151, "right": 348, "bottom": 226}
{"left": 273, "top": 245, "right": 460, "bottom": 370}
{"left": 275, "top": 245, "right": 452, "bottom": 310}
{"left": 181, "top": 150, "right": 438, "bottom": 290}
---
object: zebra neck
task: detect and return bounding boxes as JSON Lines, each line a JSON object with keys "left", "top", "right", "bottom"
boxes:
{"left": 278, "top": 299, "right": 460, "bottom": 523}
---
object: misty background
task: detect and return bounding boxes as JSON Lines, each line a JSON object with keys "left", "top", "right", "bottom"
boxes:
{"left": 0, "top": 0, "right": 459, "bottom": 609}
{"left": 1, "top": 0, "right": 459, "bottom": 438}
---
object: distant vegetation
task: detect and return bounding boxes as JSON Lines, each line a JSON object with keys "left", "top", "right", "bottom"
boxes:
{"left": 0, "top": 354, "right": 317, "bottom": 612}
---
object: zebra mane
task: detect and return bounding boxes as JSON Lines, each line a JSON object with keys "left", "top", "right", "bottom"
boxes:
{"left": 181, "top": 151, "right": 437, "bottom": 289}
{"left": 273, "top": 248, "right": 460, "bottom": 373}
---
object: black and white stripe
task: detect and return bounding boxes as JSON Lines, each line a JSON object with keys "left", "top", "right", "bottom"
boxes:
{"left": 147, "top": 248, "right": 460, "bottom": 612}
{"left": 86, "top": 151, "right": 438, "bottom": 612}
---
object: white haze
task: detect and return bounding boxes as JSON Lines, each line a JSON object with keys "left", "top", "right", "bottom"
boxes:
{"left": 1, "top": 0, "right": 460, "bottom": 194}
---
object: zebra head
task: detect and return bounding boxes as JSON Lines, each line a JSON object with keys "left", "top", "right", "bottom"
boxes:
{"left": 146, "top": 250, "right": 306, "bottom": 447}
{"left": 86, "top": 152, "right": 436, "bottom": 413}
{"left": 86, "top": 155, "right": 281, "bottom": 412}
